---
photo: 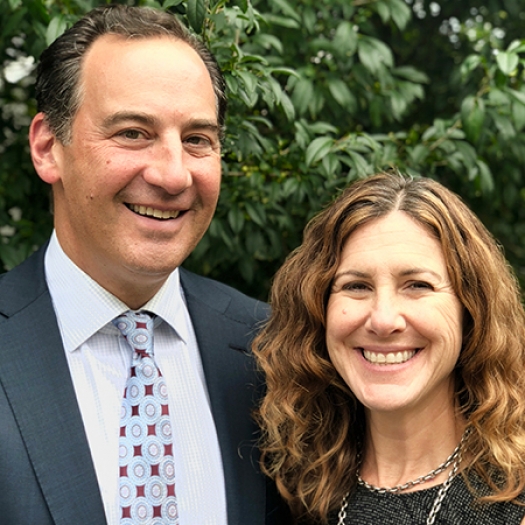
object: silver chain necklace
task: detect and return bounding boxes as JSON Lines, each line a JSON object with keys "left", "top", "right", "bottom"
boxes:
{"left": 356, "top": 437, "right": 463, "bottom": 494}
{"left": 337, "top": 430, "right": 468, "bottom": 525}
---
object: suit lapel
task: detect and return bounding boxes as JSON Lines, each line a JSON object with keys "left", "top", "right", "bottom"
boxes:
{"left": 0, "top": 248, "right": 107, "bottom": 525}
{"left": 180, "top": 269, "right": 267, "bottom": 525}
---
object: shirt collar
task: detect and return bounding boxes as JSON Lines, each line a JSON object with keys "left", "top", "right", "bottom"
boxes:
{"left": 45, "top": 231, "right": 188, "bottom": 352}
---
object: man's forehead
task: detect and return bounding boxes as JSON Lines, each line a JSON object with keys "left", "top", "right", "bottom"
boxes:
{"left": 77, "top": 33, "right": 211, "bottom": 97}
{"left": 84, "top": 32, "right": 189, "bottom": 58}
{"left": 71, "top": 33, "right": 217, "bottom": 129}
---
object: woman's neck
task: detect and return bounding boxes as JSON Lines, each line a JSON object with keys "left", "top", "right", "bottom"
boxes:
{"left": 359, "top": 401, "right": 466, "bottom": 492}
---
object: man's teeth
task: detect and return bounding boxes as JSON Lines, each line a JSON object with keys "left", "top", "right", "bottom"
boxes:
{"left": 363, "top": 349, "right": 416, "bottom": 365}
{"left": 129, "top": 204, "right": 180, "bottom": 220}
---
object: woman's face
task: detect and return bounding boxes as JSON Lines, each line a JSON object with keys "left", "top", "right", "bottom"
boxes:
{"left": 326, "top": 211, "right": 463, "bottom": 418}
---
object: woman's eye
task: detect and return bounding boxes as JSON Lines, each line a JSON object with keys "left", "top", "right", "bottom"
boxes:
{"left": 342, "top": 282, "right": 370, "bottom": 292}
{"left": 409, "top": 281, "right": 433, "bottom": 290}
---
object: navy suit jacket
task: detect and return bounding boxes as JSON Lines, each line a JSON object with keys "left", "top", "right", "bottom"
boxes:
{"left": 0, "top": 245, "right": 289, "bottom": 524}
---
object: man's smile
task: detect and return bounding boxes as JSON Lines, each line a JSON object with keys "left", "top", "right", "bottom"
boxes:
{"left": 127, "top": 203, "right": 181, "bottom": 220}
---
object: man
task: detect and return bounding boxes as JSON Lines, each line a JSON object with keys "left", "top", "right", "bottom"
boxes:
{"left": 0, "top": 5, "right": 288, "bottom": 525}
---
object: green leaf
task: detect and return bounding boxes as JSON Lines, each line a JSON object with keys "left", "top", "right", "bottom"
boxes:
{"left": 186, "top": 0, "right": 206, "bottom": 33}
{"left": 409, "top": 144, "right": 429, "bottom": 166}
{"left": 512, "top": 100, "right": 525, "bottom": 131}
{"left": 389, "top": 0, "right": 411, "bottom": 30}
{"left": 263, "top": 13, "right": 300, "bottom": 29}
{"left": 236, "top": 70, "right": 258, "bottom": 95}
{"left": 236, "top": 70, "right": 259, "bottom": 107}
{"left": 294, "top": 121, "right": 310, "bottom": 149}
{"left": 328, "top": 79, "right": 357, "bottom": 113}
{"left": 228, "top": 206, "right": 245, "bottom": 234}
{"left": 302, "top": 6, "right": 317, "bottom": 33}
{"left": 270, "top": 0, "right": 301, "bottom": 21}
{"left": 208, "top": 218, "right": 234, "bottom": 249}
{"left": 305, "top": 137, "right": 334, "bottom": 166}
{"left": 488, "top": 88, "right": 510, "bottom": 106}
{"left": 507, "top": 39, "right": 525, "bottom": 53}
{"left": 256, "top": 34, "right": 284, "bottom": 53}
{"left": 376, "top": 1, "right": 390, "bottom": 24}
{"left": 506, "top": 88, "right": 525, "bottom": 106}
{"left": 461, "top": 96, "right": 485, "bottom": 143}
{"left": 455, "top": 140, "right": 478, "bottom": 169}
{"left": 321, "top": 154, "right": 340, "bottom": 177}
{"left": 393, "top": 66, "right": 429, "bottom": 84}
{"left": 46, "top": 15, "right": 68, "bottom": 46}
{"left": 225, "top": 74, "right": 239, "bottom": 95}
{"left": 477, "top": 160, "right": 494, "bottom": 194}
{"left": 347, "top": 151, "right": 370, "bottom": 177}
{"left": 279, "top": 91, "right": 296, "bottom": 121}
{"left": 308, "top": 122, "right": 339, "bottom": 135}
{"left": 496, "top": 51, "right": 519, "bottom": 75}
{"left": 142, "top": 0, "right": 163, "bottom": 9}
{"left": 238, "top": 88, "right": 259, "bottom": 107}
{"left": 390, "top": 90, "right": 407, "bottom": 120}
{"left": 333, "top": 21, "right": 358, "bottom": 56}
{"left": 357, "top": 36, "right": 394, "bottom": 74}
{"left": 282, "top": 177, "right": 300, "bottom": 197}
{"left": 270, "top": 67, "right": 298, "bottom": 77}
{"left": 245, "top": 202, "right": 266, "bottom": 227}
{"left": 163, "top": 0, "right": 184, "bottom": 8}
{"left": 491, "top": 111, "right": 515, "bottom": 139}
{"left": 460, "top": 54, "right": 482, "bottom": 81}
{"left": 292, "top": 77, "right": 315, "bottom": 115}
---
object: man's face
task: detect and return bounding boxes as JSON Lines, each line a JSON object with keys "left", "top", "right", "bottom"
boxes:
{"left": 45, "top": 35, "right": 221, "bottom": 307}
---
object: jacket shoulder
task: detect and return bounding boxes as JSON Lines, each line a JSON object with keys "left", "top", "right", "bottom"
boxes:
{"left": 179, "top": 267, "right": 269, "bottom": 326}
{"left": 0, "top": 245, "right": 48, "bottom": 319}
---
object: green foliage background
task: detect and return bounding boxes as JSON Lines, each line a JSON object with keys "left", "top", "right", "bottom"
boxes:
{"left": 2, "top": 0, "right": 525, "bottom": 299}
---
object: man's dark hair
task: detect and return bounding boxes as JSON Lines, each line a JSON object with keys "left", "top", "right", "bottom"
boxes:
{"left": 35, "top": 4, "right": 227, "bottom": 144}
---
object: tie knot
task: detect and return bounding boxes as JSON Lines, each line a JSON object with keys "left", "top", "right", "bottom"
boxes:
{"left": 113, "top": 310, "right": 154, "bottom": 356}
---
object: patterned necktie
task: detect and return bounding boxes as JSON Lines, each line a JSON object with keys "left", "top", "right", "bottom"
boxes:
{"left": 113, "top": 311, "right": 179, "bottom": 525}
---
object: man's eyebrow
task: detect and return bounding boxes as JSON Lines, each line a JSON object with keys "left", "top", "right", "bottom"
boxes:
{"left": 184, "top": 118, "right": 220, "bottom": 134}
{"left": 102, "top": 112, "right": 156, "bottom": 128}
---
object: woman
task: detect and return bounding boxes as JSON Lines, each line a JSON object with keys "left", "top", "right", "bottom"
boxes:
{"left": 254, "top": 172, "right": 525, "bottom": 524}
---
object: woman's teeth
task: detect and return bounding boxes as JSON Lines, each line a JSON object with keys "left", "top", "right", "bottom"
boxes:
{"left": 362, "top": 349, "right": 417, "bottom": 365}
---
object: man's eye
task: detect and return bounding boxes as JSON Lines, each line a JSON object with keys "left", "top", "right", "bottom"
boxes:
{"left": 185, "top": 135, "right": 212, "bottom": 147}
{"left": 118, "top": 129, "right": 143, "bottom": 140}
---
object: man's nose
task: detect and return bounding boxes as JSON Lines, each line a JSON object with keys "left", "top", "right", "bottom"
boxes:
{"left": 143, "top": 136, "right": 192, "bottom": 195}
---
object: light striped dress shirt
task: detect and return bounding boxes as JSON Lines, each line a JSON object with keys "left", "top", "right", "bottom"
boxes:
{"left": 44, "top": 232, "right": 227, "bottom": 525}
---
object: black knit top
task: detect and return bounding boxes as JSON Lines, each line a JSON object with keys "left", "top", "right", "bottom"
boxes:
{"left": 331, "top": 475, "right": 525, "bottom": 525}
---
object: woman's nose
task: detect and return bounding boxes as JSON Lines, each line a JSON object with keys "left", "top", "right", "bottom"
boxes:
{"left": 364, "top": 291, "right": 407, "bottom": 336}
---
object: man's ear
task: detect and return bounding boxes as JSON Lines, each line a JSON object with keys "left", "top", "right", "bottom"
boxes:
{"left": 29, "top": 112, "right": 63, "bottom": 184}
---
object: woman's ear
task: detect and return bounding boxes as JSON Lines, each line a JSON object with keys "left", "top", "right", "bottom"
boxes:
{"left": 29, "top": 112, "right": 63, "bottom": 184}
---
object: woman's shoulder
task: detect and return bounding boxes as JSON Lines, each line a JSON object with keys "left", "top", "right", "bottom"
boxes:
{"left": 439, "top": 473, "right": 525, "bottom": 524}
